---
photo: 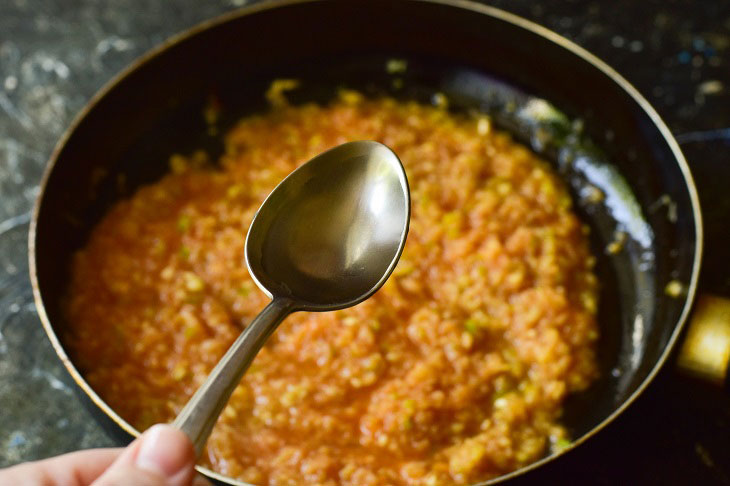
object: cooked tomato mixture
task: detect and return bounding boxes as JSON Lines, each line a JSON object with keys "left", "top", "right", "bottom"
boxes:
{"left": 65, "top": 90, "right": 599, "bottom": 486}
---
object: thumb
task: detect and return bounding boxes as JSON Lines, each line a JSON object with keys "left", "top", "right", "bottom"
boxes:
{"left": 91, "top": 424, "right": 197, "bottom": 486}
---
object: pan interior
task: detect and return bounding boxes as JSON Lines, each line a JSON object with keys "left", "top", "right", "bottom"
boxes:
{"left": 46, "top": 56, "right": 664, "bottom": 435}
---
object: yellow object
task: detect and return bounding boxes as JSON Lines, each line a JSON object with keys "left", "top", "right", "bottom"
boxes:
{"left": 678, "top": 295, "right": 730, "bottom": 384}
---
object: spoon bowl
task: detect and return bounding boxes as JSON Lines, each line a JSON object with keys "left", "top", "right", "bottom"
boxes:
{"left": 172, "top": 141, "right": 410, "bottom": 455}
{"left": 246, "top": 141, "right": 410, "bottom": 309}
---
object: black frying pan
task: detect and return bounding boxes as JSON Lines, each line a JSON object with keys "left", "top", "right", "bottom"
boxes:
{"left": 28, "top": 0, "right": 703, "bottom": 484}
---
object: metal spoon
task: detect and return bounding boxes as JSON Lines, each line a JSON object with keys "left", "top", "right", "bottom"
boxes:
{"left": 172, "top": 140, "right": 410, "bottom": 456}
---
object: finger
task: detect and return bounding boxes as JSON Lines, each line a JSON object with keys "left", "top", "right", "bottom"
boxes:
{"left": 0, "top": 448, "right": 122, "bottom": 486}
{"left": 89, "top": 465, "right": 182, "bottom": 486}
{"left": 92, "top": 424, "right": 196, "bottom": 486}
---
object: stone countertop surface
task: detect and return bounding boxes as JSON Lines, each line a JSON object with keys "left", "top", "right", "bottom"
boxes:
{"left": 1, "top": 0, "right": 729, "bottom": 484}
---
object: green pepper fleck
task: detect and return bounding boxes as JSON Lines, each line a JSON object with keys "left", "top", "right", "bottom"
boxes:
{"left": 554, "top": 438, "right": 572, "bottom": 451}
{"left": 179, "top": 246, "right": 190, "bottom": 259}
{"left": 177, "top": 214, "right": 191, "bottom": 232}
{"left": 464, "top": 318, "right": 480, "bottom": 335}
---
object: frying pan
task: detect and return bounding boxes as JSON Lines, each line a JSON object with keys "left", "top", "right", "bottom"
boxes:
{"left": 28, "top": 0, "right": 707, "bottom": 484}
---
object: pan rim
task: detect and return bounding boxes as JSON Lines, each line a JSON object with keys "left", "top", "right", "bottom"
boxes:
{"left": 28, "top": 0, "right": 703, "bottom": 484}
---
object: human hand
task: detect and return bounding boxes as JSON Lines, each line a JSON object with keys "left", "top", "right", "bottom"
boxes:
{"left": 0, "top": 424, "right": 211, "bottom": 486}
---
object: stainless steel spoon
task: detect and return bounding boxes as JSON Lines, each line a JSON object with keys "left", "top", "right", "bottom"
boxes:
{"left": 172, "top": 140, "right": 410, "bottom": 456}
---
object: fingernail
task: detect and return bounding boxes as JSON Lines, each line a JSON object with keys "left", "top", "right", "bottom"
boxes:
{"left": 135, "top": 424, "right": 193, "bottom": 478}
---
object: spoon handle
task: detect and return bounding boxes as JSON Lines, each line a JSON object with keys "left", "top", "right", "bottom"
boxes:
{"left": 172, "top": 297, "right": 294, "bottom": 457}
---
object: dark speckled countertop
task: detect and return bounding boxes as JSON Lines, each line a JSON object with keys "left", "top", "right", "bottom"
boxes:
{"left": 1, "top": 1, "right": 729, "bottom": 484}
